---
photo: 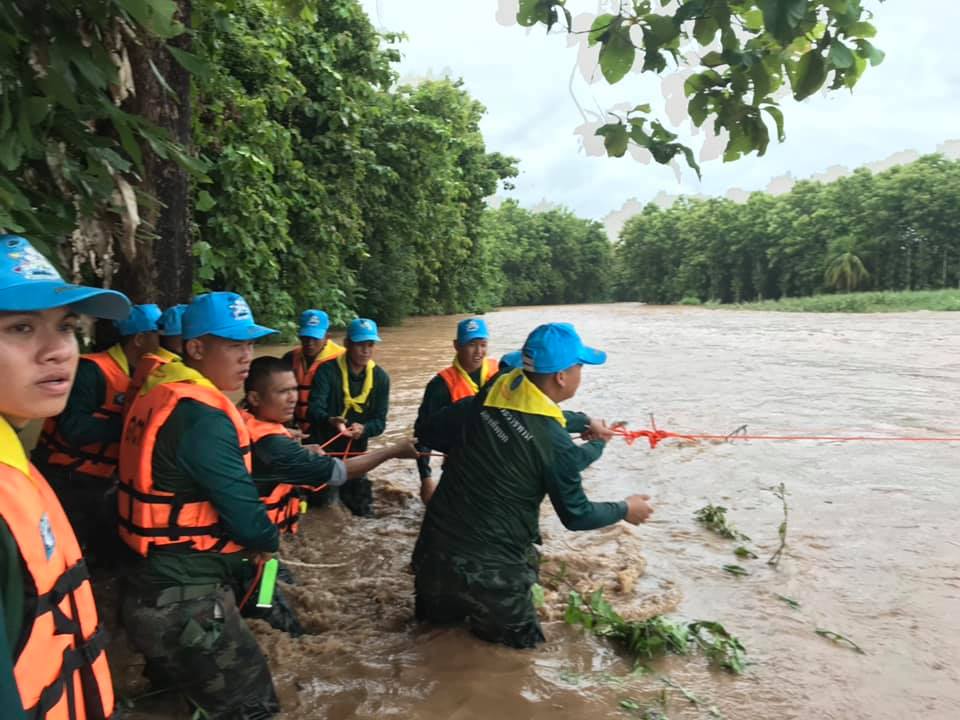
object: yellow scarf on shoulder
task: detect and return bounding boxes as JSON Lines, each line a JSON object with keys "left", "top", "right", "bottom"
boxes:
{"left": 141, "top": 360, "right": 217, "bottom": 394}
{"left": 483, "top": 368, "right": 566, "bottom": 427}
{"left": 105, "top": 343, "right": 130, "bottom": 376}
{"left": 0, "top": 416, "right": 30, "bottom": 479}
{"left": 337, "top": 353, "right": 376, "bottom": 415}
{"left": 451, "top": 356, "right": 495, "bottom": 395}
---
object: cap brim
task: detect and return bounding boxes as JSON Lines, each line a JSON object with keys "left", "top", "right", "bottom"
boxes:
{"left": 0, "top": 282, "right": 131, "bottom": 320}
{"left": 299, "top": 327, "right": 329, "bottom": 340}
{"left": 577, "top": 346, "right": 607, "bottom": 366}
{"left": 207, "top": 323, "right": 278, "bottom": 341}
{"left": 349, "top": 333, "right": 381, "bottom": 343}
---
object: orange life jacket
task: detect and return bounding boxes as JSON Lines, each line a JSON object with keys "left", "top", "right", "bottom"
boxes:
{"left": 0, "top": 419, "right": 114, "bottom": 719}
{"left": 36, "top": 348, "right": 130, "bottom": 479}
{"left": 116, "top": 378, "right": 250, "bottom": 557}
{"left": 123, "top": 348, "right": 179, "bottom": 422}
{"left": 437, "top": 357, "right": 499, "bottom": 403}
{"left": 239, "top": 409, "right": 306, "bottom": 534}
{"left": 290, "top": 342, "right": 344, "bottom": 434}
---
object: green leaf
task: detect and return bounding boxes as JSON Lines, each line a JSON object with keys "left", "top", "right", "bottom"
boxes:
{"left": 588, "top": 13, "right": 615, "bottom": 45}
{"left": 646, "top": 14, "right": 678, "bottom": 46}
{"left": 828, "top": 40, "right": 854, "bottom": 69}
{"left": 764, "top": 105, "right": 785, "bottom": 141}
{"left": 116, "top": 0, "right": 182, "bottom": 38}
{"left": 855, "top": 39, "right": 885, "bottom": 66}
{"left": 693, "top": 16, "right": 718, "bottom": 45}
{"left": 722, "top": 564, "right": 749, "bottom": 577}
{"left": 774, "top": 593, "right": 800, "bottom": 609}
{"left": 167, "top": 46, "right": 211, "bottom": 79}
{"left": 598, "top": 23, "right": 636, "bottom": 84}
{"left": 843, "top": 21, "right": 876, "bottom": 38}
{"left": 759, "top": 0, "right": 809, "bottom": 45}
{"left": 734, "top": 546, "right": 758, "bottom": 559}
{"left": 517, "top": 0, "right": 555, "bottom": 29}
{"left": 687, "top": 93, "right": 708, "bottom": 126}
{"left": 792, "top": 49, "right": 827, "bottom": 100}
{"left": 701, "top": 51, "right": 725, "bottom": 67}
{"left": 0, "top": 133, "right": 22, "bottom": 171}
{"left": 196, "top": 190, "right": 217, "bottom": 212}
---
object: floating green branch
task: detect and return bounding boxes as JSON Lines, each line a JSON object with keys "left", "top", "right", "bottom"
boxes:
{"left": 815, "top": 629, "right": 865, "bottom": 654}
{"left": 695, "top": 504, "right": 750, "bottom": 541}
{"left": 774, "top": 593, "right": 801, "bottom": 610}
{"left": 734, "top": 546, "right": 758, "bottom": 559}
{"left": 564, "top": 590, "right": 747, "bottom": 674}
{"left": 767, "top": 483, "right": 789, "bottom": 567}
{"left": 722, "top": 564, "right": 749, "bottom": 577}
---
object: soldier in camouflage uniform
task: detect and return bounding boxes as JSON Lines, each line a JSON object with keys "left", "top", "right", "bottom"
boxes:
{"left": 413, "top": 323, "right": 654, "bottom": 648}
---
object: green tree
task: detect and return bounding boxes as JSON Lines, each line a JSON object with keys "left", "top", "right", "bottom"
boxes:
{"left": 824, "top": 235, "right": 870, "bottom": 291}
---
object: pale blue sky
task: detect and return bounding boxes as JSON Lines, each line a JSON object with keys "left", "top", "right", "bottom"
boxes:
{"left": 361, "top": 1, "right": 959, "bottom": 228}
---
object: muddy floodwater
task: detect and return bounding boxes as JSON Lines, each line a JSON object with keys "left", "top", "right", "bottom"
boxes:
{"left": 113, "top": 304, "right": 960, "bottom": 719}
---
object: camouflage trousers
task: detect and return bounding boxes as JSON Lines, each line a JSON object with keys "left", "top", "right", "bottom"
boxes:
{"left": 120, "top": 584, "right": 279, "bottom": 720}
{"left": 413, "top": 550, "right": 545, "bottom": 649}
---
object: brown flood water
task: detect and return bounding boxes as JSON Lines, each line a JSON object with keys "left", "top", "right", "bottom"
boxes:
{"left": 112, "top": 304, "right": 960, "bottom": 719}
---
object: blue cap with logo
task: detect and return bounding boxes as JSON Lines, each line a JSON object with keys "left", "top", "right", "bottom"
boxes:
{"left": 347, "top": 317, "right": 381, "bottom": 343}
{"left": 181, "top": 292, "right": 277, "bottom": 341}
{"left": 298, "top": 309, "right": 330, "bottom": 340}
{"left": 499, "top": 350, "right": 523, "bottom": 371}
{"left": 158, "top": 304, "right": 187, "bottom": 336}
{"left": 521, "top": 322, "right": 606, "bottom": 373}
{"left": 0, "top": 234, "right": 130, "bottom": 319}
{"left": 115, "top": 303, "right": 162, "bottom": 336}
{"left": 457, "top": 317, "right": 489, "bottom": 345}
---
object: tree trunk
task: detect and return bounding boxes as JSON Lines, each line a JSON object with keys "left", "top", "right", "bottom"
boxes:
{"left": 116, "top": 1, "right": 193, "bottom": 306}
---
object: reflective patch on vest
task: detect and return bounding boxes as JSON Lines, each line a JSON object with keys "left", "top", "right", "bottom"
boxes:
{"left": 115, "top": 392, "right": 126, "bottom": 406}
{"left": 39, "top": 512, "right": 55, "bottom": 560}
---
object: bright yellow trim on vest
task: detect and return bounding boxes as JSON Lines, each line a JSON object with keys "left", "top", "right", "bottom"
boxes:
{"left": 483, "top": 368, "right": 566, "bottom": 427}
{"left": 0, "top": 415, "right": 31, "bottom": 477}
{"left": 337, "top": 353, "right": 376, "bottom": 415}
{"left": 155, "top": 347, "right": 181, "bottom": 363}
{"left": 317, "top": 339, "right": 345, "bottom": 363}
{"left": 451, "top": 356, "right": 495, "bottom": 395}
{"left": 142, "top": 360, "right": 217, "bottom": 394}
{"left": 106, "top": 343, "right": 130, "bottom": 376}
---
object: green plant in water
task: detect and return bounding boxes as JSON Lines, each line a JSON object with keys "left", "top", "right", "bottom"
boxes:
{"left": 695, "top": 504, "right": 750, "bottom": 541}
{"left": 564, "top": 590, "right": 747, "bottom": 674}
{"left": 734, "top": 546, "right": 758, "bottom": 559}
{"left": 815, "top": 629, "right": 865, "bottom": 654}
{"left": 767, "top": 483, "right": 789, "bottom": 567}
{"left": 775, "top": 593, "right": 801, "bottom": 610}
{"left": 722, "top": 564, "right": 749, "bottom": 577}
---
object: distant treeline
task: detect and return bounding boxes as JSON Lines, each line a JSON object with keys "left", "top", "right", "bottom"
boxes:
{"left": 612, "top": 154, "right": 960, "bottom": 304}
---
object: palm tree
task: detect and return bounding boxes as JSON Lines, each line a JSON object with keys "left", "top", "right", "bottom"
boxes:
{"left": 824, "top": 236, "right": 871, "bottom": 292}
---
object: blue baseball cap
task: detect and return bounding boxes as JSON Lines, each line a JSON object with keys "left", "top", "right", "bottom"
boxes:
{"left": 499, "top": 350, "right": 523, "bottom": 371}
{"left": 0, "top": 234, "right": 130, "bottom": 320}
{"left": 457, "top": 317, "right": 489, "bottom": 345}
{"left": 521, "top": 322, "right": 606, "bottom": 373}
{"left": 115, "top": 303, "right": 162, "bottom": 336}
{"left": 158, "top": 304, "right": 187, "bottom": 336}
{"left": 298, "top": 309, "right": 330, "bottom": 339}
{"left": 181, "top": 292, "right": 277, "bottom": 341}
{"left": 347, "top": 317, "right": 381, "bottom": 343}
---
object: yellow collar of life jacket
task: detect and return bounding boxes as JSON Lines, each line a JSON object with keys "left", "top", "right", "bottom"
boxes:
{"left": 337, "top": 352, "right": 376, "bottom": 415}
{"left": 155, "top": 347, "right": 181, "bottom": 363}
{"left": 141, "top": 360, "right": 218, "bottom": 395}
{"left": 0, "top": 415, "right": 30, "bottom": 478}
{"left": 483, "top": 368, "right": 566, "bottom": 427}
{"left": 451, "top": 356, "right": 495, "bottom": 395}
{"left": 106, "top": 342, "right": 130, "bottom": 376}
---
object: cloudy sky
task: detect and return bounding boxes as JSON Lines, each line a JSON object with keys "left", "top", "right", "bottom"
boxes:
{"left": 360, "top": 1, "right": 959, "bottom": 232}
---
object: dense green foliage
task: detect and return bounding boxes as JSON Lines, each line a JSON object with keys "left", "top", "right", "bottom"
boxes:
{"left": 708, "top": 288, "right": 960, "bottom": 313}
{"left": 518, "top": 0, "right": 884, "bottom": 171}
{"left": 614, "top": 155, "right": 960, "bottom": 304}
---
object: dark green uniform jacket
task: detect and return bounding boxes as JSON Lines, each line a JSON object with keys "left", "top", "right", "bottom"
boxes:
{"left": 305, "top": 359, "right": 390, "bottom": 453}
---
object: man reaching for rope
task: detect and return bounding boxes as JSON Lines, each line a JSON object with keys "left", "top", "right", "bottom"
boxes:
{"left": 412, "top": 323, "right": 654, "bottom": 649}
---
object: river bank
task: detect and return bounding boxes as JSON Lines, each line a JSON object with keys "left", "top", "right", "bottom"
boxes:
{"left": 702, "top": 288, "right": 960, "bottom": 313}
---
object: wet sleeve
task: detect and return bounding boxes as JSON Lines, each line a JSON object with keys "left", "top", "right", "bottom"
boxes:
{"left": 175, "top": 403, "right": 278, "bottom": 552}
{"left": 361, "top": 367, "right": 390, "bottom": 439}
{"left": 418, "top": 395, "right": 476, "bottom": 452}
{"left": 56, "top": 361, "right": 122, "bottom": 446}
{"left": 414, "top": 376, "right": 452, "bottom": 479}
{"left": 253, "top": 435, "right": 347, "bottom": 488}
{"left": 544, "top": 423, "right": 626, "bottom": 531}
{"left": 306, "top": 362, "right": 337, "bottom": 430}
{"left": 573, "top": 439, "right": 605, "bottom": 471}
{"left": 563, "top": 411, "right": 590, "bottom": 435}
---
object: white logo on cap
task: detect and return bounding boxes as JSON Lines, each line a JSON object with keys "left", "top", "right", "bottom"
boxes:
{"left": 466, "top": 320, "right": 479, "bottom": 331}
{"left": 9, "top": 246, "right": 60, "bottom": 281}
{"left": 360, "top": 320, "right": 372, "bottom": 329}
{"left": 307, "top": 315, "right": 321, "bottom": 326}
{"left": 230, "top": 297, "right": 252, "bottom": 320}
